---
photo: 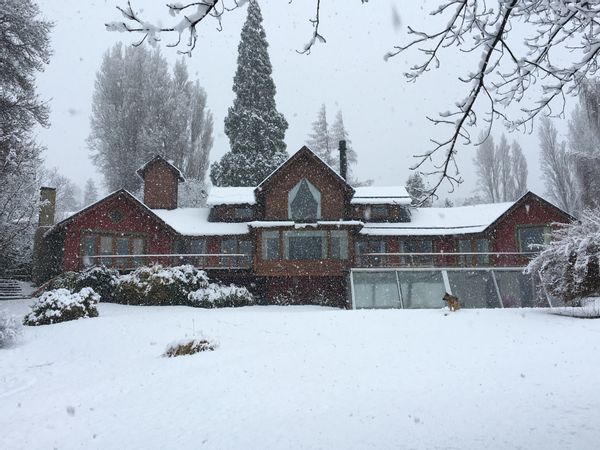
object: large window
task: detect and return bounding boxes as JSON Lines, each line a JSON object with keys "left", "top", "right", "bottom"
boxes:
{"left": 353, "top": 272, "right": 401, "bottom": 309}
{"left": 221, "top": 238, "right": 253, "bottom": 268}
{"left": 446, "top": 270, "right": 500, "bottom": 308}
{"left": 82, "top": 234, "right": 146, "bottom": 268}
{"left": 457, "top": 238, "right": 490, "bottom": 266}
{"left": 284, "top": 230, "right": 327, "bottom": 260}
{"left": 288, "top": 179, "right": 321, "bottom": 221}
{"left": 356, "top": 239, "right": 387, "bottom": 267}
{"left": 403, "top": 239, "right": 433, "bottom": 266}
{"left": 518, "top": 226, "right": 550, "bottom": 252}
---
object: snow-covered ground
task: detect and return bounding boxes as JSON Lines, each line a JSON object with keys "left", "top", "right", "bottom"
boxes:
{"left": 1, "top": 300, "right": 600, "bottom": 450}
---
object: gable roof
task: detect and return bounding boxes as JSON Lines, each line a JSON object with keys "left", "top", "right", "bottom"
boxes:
{"left": 255, "top": 146, "right": 354, "bottom": 195}
{"left": 351, "top": 186, "right": 412, "bottom": 206}
{"left": 47, "top": 189, "right": 178, "bottom": 236}
{"left": 136, "top": 155, "right": 185, "bottom": 182}
{"left": 360, "top": 191, "right": 573, "bottom": 237}
{"left": 207, "top": 187, "right": 256, "bottom": 206}
{"left": 361, "top": 201, "right": 516, "bottom": 236}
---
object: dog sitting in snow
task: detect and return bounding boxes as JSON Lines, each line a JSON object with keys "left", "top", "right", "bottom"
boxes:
{"left": 443, "top": 292, "right": 461, "bottom": 312}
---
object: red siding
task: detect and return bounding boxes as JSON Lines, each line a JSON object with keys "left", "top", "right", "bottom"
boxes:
{"left": 61, "top": 193, "right": 173, "bottom": 271}
{"left": 489, "top": 195, "right": 570, "bottom": 266}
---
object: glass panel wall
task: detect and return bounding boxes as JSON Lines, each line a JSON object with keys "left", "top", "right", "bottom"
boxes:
{"left": 446, "top": 270, "right": 500, "bottom": 308}
{"left": 351, "top": 268, "right": 541, "bottom": 310}
{"left": 494, "top": 270, "right": 539, "bottom": 307}
{"left": 397, "top": 271, "right": 445, "bottom": 308}
{"left": 353, "top": 272, "right": 401, "bottom": 309}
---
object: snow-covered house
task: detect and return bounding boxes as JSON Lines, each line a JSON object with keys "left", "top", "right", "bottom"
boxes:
{"left": 34, "top": 146, "right": 572, "bottom": 308}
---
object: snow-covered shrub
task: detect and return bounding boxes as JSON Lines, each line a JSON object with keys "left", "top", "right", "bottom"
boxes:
{"left": 188, "top": 283, "right": 254, "bottom": 308}
{"left": 164, "top": 338, "right": 217, "bottom": 357}
{"left": 551, "top": 297, "right": 600, "bottom": 319}
{"left": 41, "top": 266, "right": 119, "bottom": 301}
{"left": 113, "top": 264, "right": 209, "bottom": 305}
{"left": 526, "top": 211, "right": 600, "bottom": 304}
{"left": 23, "top": 288, "right": 100, "bottom": 326}
{"left": 0, "top": 311, "right": 21, "bottom": 347}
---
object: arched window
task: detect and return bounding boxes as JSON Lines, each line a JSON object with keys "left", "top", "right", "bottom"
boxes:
{"left": 288, "top": 179, "right": 321, "bottom": 221}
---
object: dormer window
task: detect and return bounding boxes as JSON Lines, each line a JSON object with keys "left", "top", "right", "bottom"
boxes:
{"left": 288, "top": 179, "right": 321, "bottom": 221}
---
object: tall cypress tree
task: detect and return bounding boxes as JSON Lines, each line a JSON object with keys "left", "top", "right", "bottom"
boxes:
{"left": 210, "top": 0, "right": 288, "bottom": 187}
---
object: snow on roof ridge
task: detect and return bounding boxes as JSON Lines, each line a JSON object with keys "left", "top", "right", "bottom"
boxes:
{"left": 206, "top": 186, "right": 257, "bottom": 205}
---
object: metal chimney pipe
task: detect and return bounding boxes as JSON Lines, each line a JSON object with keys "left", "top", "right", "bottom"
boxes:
{"left": 339, "top": 140, "right": 347, "bottom": 180}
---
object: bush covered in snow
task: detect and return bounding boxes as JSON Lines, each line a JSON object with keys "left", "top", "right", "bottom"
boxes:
{"left": 188, "top": 283, "right": 254, "bottom": 308}
{"left": 0, "top": 310, "right": 21, "bottom": 347}
{"left": 23, "top": 288, "right": 100, "bottom": 326}
{"left": 42, "top": 266, "right": 119, "bottom": 301}
{"left": 113, "top": 265, "right": 209, "bottom": 305}
{"left": 164, "top": 338, "right": 217, "bottom": 357}
{"left": 526, "top": 211, "right": 600, "bottom": 304}
{"left": 551, "top": 297, "right": 600, "bottom": 318}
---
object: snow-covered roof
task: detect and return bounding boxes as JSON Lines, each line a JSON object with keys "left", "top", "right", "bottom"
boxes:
{"left": 351, "top": 186, "right": 412, "bottom": 205}
{"left": 152, "top": 208, "right": 249, "bottom": 236}
{"left": 206, "top": 187, "right": 256, "bottom": 206}
{"left": 360, "top": 201, "right": 516, "bottom": 236}
{"left": 136, "top": 155, "right": 185, "bottom": 182}
{"left": 248, "top": 220, "right": 363, "bottom": 229}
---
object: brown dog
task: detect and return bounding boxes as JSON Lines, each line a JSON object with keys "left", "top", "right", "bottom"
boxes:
{"left": 443, "top": 292, "right": 461, "bottom": 311}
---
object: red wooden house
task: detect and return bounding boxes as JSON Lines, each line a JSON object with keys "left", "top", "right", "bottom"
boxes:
{"left": 34, "top": 146, "right": 572, "bottom": 309}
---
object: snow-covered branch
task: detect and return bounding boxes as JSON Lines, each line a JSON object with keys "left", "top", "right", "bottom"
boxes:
{"left": 387, "top": 0, "right": 600, "bottom": 201}
{"left": 106, "top": 0, "right": 249, "bottom": 55}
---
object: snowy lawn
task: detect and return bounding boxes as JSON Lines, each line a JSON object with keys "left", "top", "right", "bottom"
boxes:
{"left": 1, "top": 301, "right": 600, "bottom": 450}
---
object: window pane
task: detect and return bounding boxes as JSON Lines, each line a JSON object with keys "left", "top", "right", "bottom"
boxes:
{"left": 458, "top": 239, "right": 471, "bottom": 266}
{"left": 371, "top": 205, "right": 388, "bottom": 219}
{"left": 234, "top": 207, "right": 252, "bottom": 219}
{"left": 100, "top": 236, "right": 112, "bottom": 266}
{"left": 116, "top": 237, "right": 129, "bottom": 268}
{"left": 493, "top": 270, "right": 540, "bottom": 307}
{"left": 82, "top": 235, "right": 96, "bottom": 267}
{"left": 262, "top": 231, "right": 280, "bottom": 260}
{"left": 353, "top": 272, "right": 401, "bottom": 309}
{"left": 356, "top": 239, "right": 386, "bottom": 267}
{"left": 405, "top": 240, "right": 433, "bottom": 266}
{"left": 476, "top": 239, "right": 489, "bottom": 265}
{"left": 397, "top": 271, "right": 445, "bottom": 308}
{"left": 518, "top": 227, "right": 546, "bottom": 252}
{"left": 221, "top": 239, "right": 237, "bottom": 267}
{"left": 284, "top": 231, "right": 326, "bottom": 260}
{"left": 330, "top": 230, "right": 348, "bottom": 259}
{"left": 289, "top": 179, "right": 320, "bottom": 221}
{"left": 447, "top": 270, "right": 500, "bottom": 308}
{"left": 239, "top": 240, "right": 253, "bottom": 267}
{"left": 132, "top": 238, "right": 144, "bottom": 267}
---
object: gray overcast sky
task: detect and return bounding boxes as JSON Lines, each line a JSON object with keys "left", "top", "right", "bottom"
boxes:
{"left": 35, "top": 0, "right": 573, "bottom": 201}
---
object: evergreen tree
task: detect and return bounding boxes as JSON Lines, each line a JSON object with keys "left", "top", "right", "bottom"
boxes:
{"left": 306, "top": 104, "right": 334, "bottom": 166}
{"left": 0, "top": 0, "right": 51, "bottom": 269}
{"left": 83, "top": 179, "right": 99, "bottom": 205}
{"left": 210, "top": 0, "right": 288, "bottom": 187}
{"left": 405, "top": 172, "right": 431, "bottom": 206}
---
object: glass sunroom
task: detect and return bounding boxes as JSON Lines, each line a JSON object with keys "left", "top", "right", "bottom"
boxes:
{"left": 350, "top": 268, "right": 549, "bottom": 309}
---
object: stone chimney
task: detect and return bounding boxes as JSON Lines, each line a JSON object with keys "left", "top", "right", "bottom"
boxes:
{"left": 38, "top": 187, "right": 56, "bottom": 226}
{"left": 32, "top": 187, "right": 57, "bottom": 285}
{"left": 136, "top": 155, "right": 185, "bottom": 210}
{"left": 339, "top": 140, "right": 347, "bottom": 181}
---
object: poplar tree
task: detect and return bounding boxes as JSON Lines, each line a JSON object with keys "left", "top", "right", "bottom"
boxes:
{"left": 210, "top": 0, "right": 288, "bottom": 187}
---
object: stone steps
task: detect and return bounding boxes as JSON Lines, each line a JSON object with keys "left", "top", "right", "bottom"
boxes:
{"left": 0, "top": 279, "right": 27, "bottom": 300}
